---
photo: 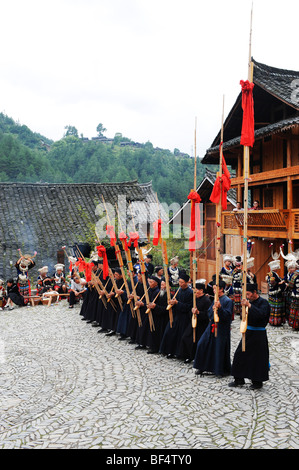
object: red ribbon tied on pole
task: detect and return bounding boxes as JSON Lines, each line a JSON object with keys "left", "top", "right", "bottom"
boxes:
{"left": 187, "top": 190, "right": 202, "bottom": 252}
{"left": 128, "top": 232, "right": 139, "bottom": 248}
{"left": 106, "top": 225, "right": 117, "bottom": 247}
{"left": 240, "top": 79, "right": 255, "bottom": 147}
{"left": 75, "top": 258, "right": 86, "bottom": 273}
{"left": 85, "top": 262, "right": 92, "bottom": 282}
{"left": 153, "top": 219, "right": 162, "bottom": 246}
{"left": 210, "top": 146, "right": 231, "bottom": 210}
{"left": 96, "top": 245, "right": 109, "bottom": 279}
{"left": 119, "top": 232, "right": 129, "bottom": 251}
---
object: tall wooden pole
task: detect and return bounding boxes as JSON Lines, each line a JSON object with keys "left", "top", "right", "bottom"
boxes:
{"left": 214, "top": 95, "right": 225, "bottom": 337}
{"left": 240, "top": 4, "right": 254, "bottom": 351}
{"left": 191, "top": 118, "right": 198, "bottom": 342}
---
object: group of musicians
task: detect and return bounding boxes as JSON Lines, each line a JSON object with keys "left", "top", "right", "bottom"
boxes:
{"left": 2, "top": 246, "right": 299, "bottom": 390}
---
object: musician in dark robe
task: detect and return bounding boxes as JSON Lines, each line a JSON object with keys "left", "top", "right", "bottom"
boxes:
{"left": 179, "top": 279, "right": 211, "bottom": 363}
{"left": 80, "top": 260, "right": 101, "bottom": 323}
{"left": 159, "top": 273, "right": 193, "bottom": 358}
{"left": 101, "top": 268, "right": 124, "bottom": 336}
{"left": 116, "top": 271, "right": 138, "bottom": 340}
{"left": 134, "top": 275, "right": 161, "bottom": 349}
{"left": 126, "top": 272, "right": 145, "bottom": 344}
{"left": 193, "top": 280, "right": 233, "bottom": 377}
{"left": 144, "top": 254, "right": 154, "bottom": 277}
{"left": 229, "top": 283, "right": 270, "bottom": 389}
{"left": 94, "top": 261, "right": 107, "bottom": 328}
{"left": 145, "top": 279, "right": 169, "bottom": 353}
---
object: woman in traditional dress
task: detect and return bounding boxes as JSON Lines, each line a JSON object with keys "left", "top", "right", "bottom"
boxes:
{"left": 167, "top": 256, "right": 181, "bottom": 293}
{"left": 232, "top": 256, "right": 243, "bottom": 319}
{"left": 15, "top": 254, "right": 36, "bottom": 305}
{"left": 220, "top": 254, "right": 234, "bottom": 298}
{"left": 266, "top": 259, "right": 285, "bottom": 326}
{"left": 0, "top": 279, "right": 7, "bottom": 310}
{"left": 287, "top": 260, "right": 299, "bottom": 330}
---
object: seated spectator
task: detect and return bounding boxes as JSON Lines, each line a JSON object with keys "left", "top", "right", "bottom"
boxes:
{"left": 69, "top": 275, "right": 86, "bottom": 308}
{"left": 233, "top": 202, "right": 243, "bottom": 211}
{"left": 250, "top": 200, "right": 261, "bottom": 210}
{"left": 5, "top": 279, "right": 25, "bottom": 310}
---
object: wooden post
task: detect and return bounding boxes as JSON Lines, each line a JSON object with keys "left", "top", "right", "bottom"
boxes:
{"left": 240, "top": 5, "right": 254, "bottom": 351}
{"left": 214, "top": 96, "right": 225, "bottom": 337}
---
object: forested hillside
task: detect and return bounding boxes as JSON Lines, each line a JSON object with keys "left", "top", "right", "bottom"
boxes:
{"left": 0, "top": 113, "right": 213, "bottom": 205}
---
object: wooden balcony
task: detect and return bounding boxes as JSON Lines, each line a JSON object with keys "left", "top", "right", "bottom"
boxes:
{"left": 222, "top": 209, "right": 299, "bottom": 239}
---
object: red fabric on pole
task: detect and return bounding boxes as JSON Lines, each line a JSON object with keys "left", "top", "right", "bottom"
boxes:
{"left": 119, "top": 232, "right": 129, "bottom": 251}
{"left": 240, "top": 79, "right": 255, "bottom": 147}
{"left": 85, "top": 262, "right": 92, "bottom": 282}
{"left": 106, "top": 225, "right": 117, "bottom": 247}
{"left": 96, "top": 245, "right": 109, "bottom": 279}
{"left": 187, "top": 190, "right": 202, "bottom": 252}
{"left": 75, "top": 258, "right": 86, "bottom": 273}
{"left": 153, "top": 219, "right": 162, "bottom": 246}
{"left": 210, "top": 149, "right": 231, "bottom": 210}
{"left": 128, "top": 232, "right": 139, "bottom": 248}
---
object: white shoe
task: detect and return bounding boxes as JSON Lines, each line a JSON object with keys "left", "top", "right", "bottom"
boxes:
{"left": 4, "top": 304, "right": 9, "bottom": 309}
{"left": 9, "top": 306, "right": 14, "bottom": 310}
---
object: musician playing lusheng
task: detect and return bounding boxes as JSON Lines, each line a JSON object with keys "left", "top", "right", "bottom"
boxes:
{"left": 193, "top": 279, "right": 233, "bottom": 377}
{"left": 229, "top": 283, "right": 270, "bottom": 390}
{"left": 159, "top": 273, "right": 193, "bottom": 359}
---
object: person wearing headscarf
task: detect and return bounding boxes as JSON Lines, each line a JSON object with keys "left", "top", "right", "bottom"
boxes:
{"left": 159, "top": 272, "right": 193, "bottom": 359}
{"left": 229, "top": 282, "right": 270, "bottom": 389}
{"left": 232, "top": 256, "right": 243, "bottom": 319}
{"left": 179, "top": 279, "right": 211, "bottom": 363}
{"left": 15, "top": 254, "right": 36, "bottom": 305}
{"left": 266, "top": 259, "right": 285, "bottom": 326}
{"left": 193, "top": 279, "right": 233, "bottom": 377}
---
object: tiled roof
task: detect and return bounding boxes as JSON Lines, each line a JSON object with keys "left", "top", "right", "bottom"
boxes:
{"left": 0, "top": 180, "right": 167, "bottom": 280}
{"left": 202, "top": 58, "right": 299, "bottom": 163}
{"left": 253, "top": 59, "right": 299, "bottom": 110}
{"left": 205, "top": 115, "right": 299, "bottom": 156}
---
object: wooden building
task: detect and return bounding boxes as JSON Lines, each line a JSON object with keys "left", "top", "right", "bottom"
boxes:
{"left": 200, "top": 58, "right": 299, "bottom": 288}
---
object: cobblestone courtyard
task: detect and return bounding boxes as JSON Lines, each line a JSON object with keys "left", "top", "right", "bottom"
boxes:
{"left": 0, "top": 299, "right": 299, "bottom": 450}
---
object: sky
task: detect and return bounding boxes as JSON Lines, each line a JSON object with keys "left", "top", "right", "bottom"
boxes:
{"left": 0, "top": 0, "right": 298, "bottom": 157}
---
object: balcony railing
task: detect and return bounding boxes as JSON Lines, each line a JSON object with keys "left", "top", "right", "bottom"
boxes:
{"left": 222, "top": 209, "right": 290, "bottom": 237}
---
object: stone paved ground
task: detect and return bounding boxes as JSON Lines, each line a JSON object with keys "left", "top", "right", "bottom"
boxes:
{"left": 0, "top": 299, "right": 299, "bottom": 450}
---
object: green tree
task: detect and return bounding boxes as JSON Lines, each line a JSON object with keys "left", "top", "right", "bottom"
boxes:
{"left": 96, "top": 123, "right": 107, "bottom": 137}
{"left": 64, "top": 125, "right": 78, "bottom": 138}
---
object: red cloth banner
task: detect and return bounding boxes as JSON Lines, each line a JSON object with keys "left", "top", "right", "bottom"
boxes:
{"left": 240, "top": 79, "right": 255, "bottom": 147}
{"left": 75, "top": 258, "right": 86, "bottom": 273}
{"left": 96, "top": 245, "right": 109, "bottom": 279}
{"left": 153, "top": 219, "right": 162, "bottom": 246}
{"left": 210, "top": 149, "right": 231, "bottom": 210}
{"left": 128, "top": 232, "right": 139, "bottom": 248}
{"left": 187, "top": 190, "right": 202, "bottom": 252}
{"left": 85, "top": 262, "right": 92, "bottom": 282}
{"left": 119, "top": 232, "right": 129, "bottom": 251}
{"left": 106, "top": 225, "right": 117, "bottom": 247}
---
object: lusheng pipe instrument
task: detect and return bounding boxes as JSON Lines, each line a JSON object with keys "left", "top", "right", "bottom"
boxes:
{"left": 166, "top": 287, "right": 181, "bottom": 310}
{"left": 213, "top": 98, "right": 225, "bottom": 338}
{"left": 153, "top": 195, "right": 173, "bottom": 328}
{"left": 137, "top": 246, "right": 155, "bottom": 332}
{"left": 133, "top": 285, "right": 150, "bottom": 310}
{"left": 145, "top": 290, "right": 160, "bottom": 314}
